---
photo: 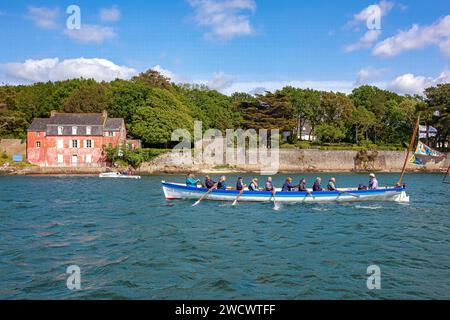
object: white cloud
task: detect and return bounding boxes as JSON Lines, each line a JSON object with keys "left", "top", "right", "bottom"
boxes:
{"left": 347, "top": 0, "right": 394, "bottom": 30}
{"left": 26, "top": 6, "right": 59, "bottom": 29}
{"left": 3, "top": 58, "right": 136, "bottom": 83}
{"left": 220, "top": 80, "right": 355, "bottom": 96}
{"left": 64, "top": 24, "right": 116, "bottom": 44}
{"left": 100, "top": 6, "right": 121, "bottom": 22}
{"left": 188, "top": 0, "right": 256, "bottom": 40}
{"left": 373, "top": 15, "right": 450, "bottom": 57}
{"left": 356, "top": 66, "right": 389, "bottom": 85}
{"left": 387, "top": 69, "right": 450, "bottom": 95}
{"left": 344, "top": 1, "right": 393, "bottom": 52}
{"left": 345, "top": 30, "right": 382, "bottom": 52}
{"left": 151, "top": 65, "right": 187, "bottom": 84}
{"left": 206, "top": 72, "right": 234, "bottom": 90}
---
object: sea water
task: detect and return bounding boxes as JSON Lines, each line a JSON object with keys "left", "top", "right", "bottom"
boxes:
{"left": 0, "top": 173, "right": 449, "bottom": 299}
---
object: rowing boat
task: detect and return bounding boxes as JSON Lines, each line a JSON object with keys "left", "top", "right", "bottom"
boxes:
{"left": 99, "top": 172, "right": 141, "bottom": 179}
{"left": 161, "top": 181, "right": 409, "bottom": 203}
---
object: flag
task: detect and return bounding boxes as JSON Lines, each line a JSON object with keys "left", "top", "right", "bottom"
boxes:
{"left": 409, "top": 154, "right": 424, "bottom": 165}
{"left": 415, "top": 141, "right": 445, "bottom": 158}
{"left": 419, "top": 125, "right": 437, "bottom": 139}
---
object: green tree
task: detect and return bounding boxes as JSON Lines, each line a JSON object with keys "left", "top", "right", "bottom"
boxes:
{"left": 279, "top": 87, "right": 321, "bottom": 140}
{"left": 63, "top": 80, "right": 110, "bottom": 113}
{"left": 315, "top": 123, "right": 346, "bottom": 143}
{"left": 424, "top": 83, "right": 450, "bottom": 148}
{"left": 130, "top": 88, "right": 193, "bottom": 146}
{"left": 349, "top": 107, "right": 376, "bottom": 143}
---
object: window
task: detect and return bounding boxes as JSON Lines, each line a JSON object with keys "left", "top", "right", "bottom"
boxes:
{"left": 105, "top": 131, "right": 114, "bottom": 137}
{"left": 85, "top": 154, "right": 92, "bottom": 164}
{"left": 85, "top": 140, "right": 92, "bottom": 148}
{"left": 36, "top": 141, "right": 41, "bottom": 148}
{"left": 57, "top": 139, "right": 63, "bottom": 149}
{"left": 57, "top": 154, "right": 64, "bottom": 164}
{"left": 36, "top": 131, "right": 40, "bottom": 137}
{"left": 58, "top": 126, "right": 63, "bottom": 135}
{"left": 72, "top": 126, "right": 77, "bottom": 135}
{"left": 71, "top": 140, "right": 78, "bottom": 148}
{"left": 86, "top": 126, "right": 91, "bottom": 135}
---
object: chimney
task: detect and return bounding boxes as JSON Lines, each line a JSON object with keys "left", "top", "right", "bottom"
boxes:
{"left": 102, "top": 110, "right": 108, "bottom": 124}
{"left": 50, "top": 110, "right": 57, "bottom": 117}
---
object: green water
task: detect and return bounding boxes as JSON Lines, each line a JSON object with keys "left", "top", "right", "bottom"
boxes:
{"left": 0, "top": 173, "right": 449, "bottom": 299}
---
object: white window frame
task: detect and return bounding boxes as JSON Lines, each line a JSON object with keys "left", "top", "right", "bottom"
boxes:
{"left": 86, "top": 126, "right": 91, "bottom": 135}
{"left": 71, "top": 139, "right": 79, "bottom": 148}
{"left": 85, "top": 154, "right": 92, "bottom": 164}
{"left": 58, "top": 126, "right": 63, "bottom": 135}
{"left": 72, "top": 126, "right": 77, "bottom": 135}
{"left": 85, "top": 139, "right": 93, "bottom": 149}
{"left": 57, "top": 139, "right": 63, "bottom": 149}
{"left": 57, "top": 154, "right": 64, "bottom": 164}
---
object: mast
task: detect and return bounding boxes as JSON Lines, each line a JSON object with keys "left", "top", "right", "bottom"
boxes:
{"left": 397, "top": 115, "right": 420, "bottom": 186}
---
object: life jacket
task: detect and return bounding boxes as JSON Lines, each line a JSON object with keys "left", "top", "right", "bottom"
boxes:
{"left": 217, "top": 181, "right": 227, "bottom": 190}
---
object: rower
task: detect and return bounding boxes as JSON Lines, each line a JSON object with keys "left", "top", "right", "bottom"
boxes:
{"left": 298, "top": 178, "right": 307, "bottom": 191}
{"left": 217, "top": 176, "right": 227, "bottom": 190}
{"left": 236, "top": 177, "right": 245, "bottom": 191}
{"left": 282, "top": 177, "right": 295, "bottom": 192}
{"left": 312, "top": 177, "right": 323, "bottom": 191}
{"left": 327, "top": 177, "right": 337, "bottom": 191}
{"left": 264, "top": 177, "right": 274, "bottom": 191}
{"left": 248, "top": 178, "right": 259, "bottom": 191}
{"left": 205, "top": 175, "right": 216, "bottom": 189}
{"left": 369, "top": 173, "right": 378, "bottom": 190}
{"left": 186, "top": 173, "right": 200, "bottom": 187}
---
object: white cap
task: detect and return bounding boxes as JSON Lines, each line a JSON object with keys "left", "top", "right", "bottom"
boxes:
{"left": 369, "top": 173, "right": 375, "bottom": 178}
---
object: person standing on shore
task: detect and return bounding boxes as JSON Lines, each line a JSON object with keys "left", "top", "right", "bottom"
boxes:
{"left": 313, "top": 177, "right": 323, "bottom": 191}
{"left": 369, "top": 173, "right": 378, "bottom": 190}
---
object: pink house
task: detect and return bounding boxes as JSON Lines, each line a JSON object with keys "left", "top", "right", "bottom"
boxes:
{"left": 27, "top": 111, "right": 127, "bottom": 167}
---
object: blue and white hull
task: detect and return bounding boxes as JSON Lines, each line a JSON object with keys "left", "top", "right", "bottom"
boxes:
{"left": 161, "top": 181, "right": 409, "bottom": 203}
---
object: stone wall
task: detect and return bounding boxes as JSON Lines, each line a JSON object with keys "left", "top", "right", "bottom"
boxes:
{"left": 138, "top": 149, "right": 449, "bottom": 174}
{"left": 0, "top": 139, "right": 26, "bottom": 156}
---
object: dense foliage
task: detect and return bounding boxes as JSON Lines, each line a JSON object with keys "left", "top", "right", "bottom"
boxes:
{"left": 0, "top": 69, "right": 448, "bottom": 149}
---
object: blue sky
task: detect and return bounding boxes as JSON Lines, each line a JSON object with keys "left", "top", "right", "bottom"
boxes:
{"left": 0, "top": 0, "right": 449, "bottom": 95}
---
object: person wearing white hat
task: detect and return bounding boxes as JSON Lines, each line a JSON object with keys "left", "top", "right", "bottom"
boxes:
{"left": 369, "top": 173, "right": 378, "bottom": 190}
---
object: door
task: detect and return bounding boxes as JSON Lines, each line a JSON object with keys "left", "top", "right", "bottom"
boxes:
{"left": 57, "top": 154, "right": 63, "bottom": 165}
{"left": 71, "top": 155, "right": 78, "bottom": 166}
{"left": 85, "top": 154, "right": 92, "bottom": 164}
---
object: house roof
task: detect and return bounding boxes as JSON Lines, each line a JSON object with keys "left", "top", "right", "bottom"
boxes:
{"left": 47, "top": 113, "right": 105, "bottom": 125}
{"left": 28, "top": 118, "right": 50, "bottom": 131}
{"left": 27, "top": 112, "right": 125, "bottom": 133}
{"left": 104, "top": 118, "right": 124, "bottom": 131}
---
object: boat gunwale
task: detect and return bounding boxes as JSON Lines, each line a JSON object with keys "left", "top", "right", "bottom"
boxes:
{"left": 161, "top": 181, "right": 405, "bottom": 197}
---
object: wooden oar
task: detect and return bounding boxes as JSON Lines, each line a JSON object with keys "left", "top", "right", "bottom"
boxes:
{"left": 232, "top": 188, "right": 245, "bottom": 206}
{"left": 337, "top": 189, "right": 360, "bottom": 198}
{"left": 192, "top": 184, "right": 218, "bottom": 207}
{"left": 270, "top": 189, "right": 278, "bottom": 208}
{"left": 306, "top": 189, "right": 315, "bottom": 200}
